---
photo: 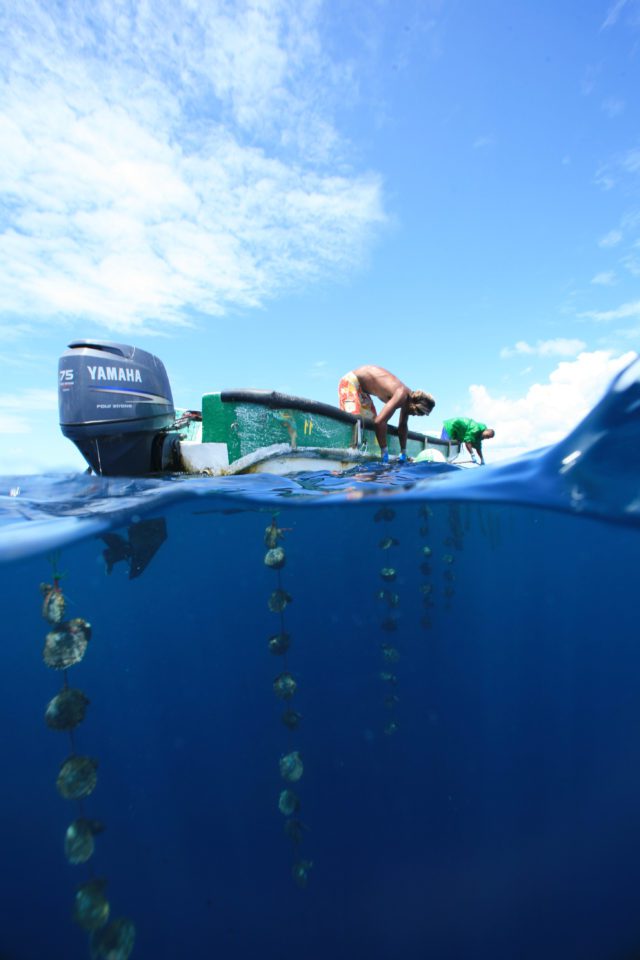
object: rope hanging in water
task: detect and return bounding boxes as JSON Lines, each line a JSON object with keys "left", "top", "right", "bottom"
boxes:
{"left": 374, "top": 506, "right": 401, "bottom": 737}
{"left": 40, "top": 555, "right": 136, "bottom": 960}
{"left": 264, "top": 517, "right": 312, "bottom": 888}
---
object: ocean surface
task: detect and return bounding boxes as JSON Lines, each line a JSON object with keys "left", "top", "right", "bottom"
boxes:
{"left": 1, "top": 359, "right": 640, "bottom": 960}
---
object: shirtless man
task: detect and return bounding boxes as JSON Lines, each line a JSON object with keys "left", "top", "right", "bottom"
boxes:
{"left": 338, "top": 365, "right": 435, "bottom": 462}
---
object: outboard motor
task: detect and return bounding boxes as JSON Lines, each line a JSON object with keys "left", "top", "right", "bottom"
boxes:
{"left": 59, "top": 340, "right": 176, "bottom": 476}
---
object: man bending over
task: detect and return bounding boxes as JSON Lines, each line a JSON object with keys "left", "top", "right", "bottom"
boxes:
{"left": 441, "top": 417, "right": 495, "bottom": 465}
{"left": 338, "top": 365, "right": 435, "bottom": 462}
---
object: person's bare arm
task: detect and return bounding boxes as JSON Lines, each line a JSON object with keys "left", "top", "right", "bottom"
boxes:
{"left": 374, "top": 387, "right": 409, "bottom": 449}
{"left": 465, "top": 441, "right": 484, "bottom": 464}
{"left": 397, "top": 405, "right": 409, "bottom": 452}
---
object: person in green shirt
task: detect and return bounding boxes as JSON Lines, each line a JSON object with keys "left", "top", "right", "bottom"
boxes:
{"left": 441, "top": 417, "right": 495, "bottom": 465}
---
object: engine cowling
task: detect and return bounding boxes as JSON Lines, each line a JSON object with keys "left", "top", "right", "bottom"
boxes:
{"left": 58, "top": 340, "right": 175, "bottom": 476}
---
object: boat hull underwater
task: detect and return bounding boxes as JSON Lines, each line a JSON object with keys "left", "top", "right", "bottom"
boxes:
{"left": 58, "top": 341, "right": 461, "bottom": 477}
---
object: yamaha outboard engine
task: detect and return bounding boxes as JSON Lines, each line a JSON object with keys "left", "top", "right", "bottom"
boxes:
{"left": 59, "top": 340, "right": 176, "bottom": 476}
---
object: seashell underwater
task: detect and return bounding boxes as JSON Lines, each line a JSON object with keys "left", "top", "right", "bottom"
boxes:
{"left": 268, "top": 588, "right": 292, "bottom": 613}
{"left": 42, "top": 618, "right": 91, "bottom": 670}
{"left": 74, "top": 878, "right": 110, "bottom": 931}
{"left": 377, "top": 589, "right": 400, "bottom": 608}
{"left": 379, "top": 670, "right": 398, "bottom": 685}
{"left": 268, "top": 631, "right": 291, "bottom": 656}
{"left": 273, "top": 672, "right": 297, "bottom": 700}
{"left": 64, "top": 818, "right": 104, "bottom": 865}
{"left": 380, "top": 567, "right": 396, "bottom": 582}
{"left": 90, "top": 917, "right": 136, "bottom": 960}
{"left": 292, "top": 859, "right": 313, "bottom": 888}
{"left": 422, "top": 545, "right": 432, "bottom": 557}
{"left": 279, "top": 750, "right": 303, "bottom": 783}
{"left": 281, "top": 708, "right": 301, "bottom": 730}
{"left": 45, "top": 687, "right": 90, "bottom": 730}
{"left": 264, "top": 547, "right": 286, "bottom": 569}
{"left": 384, "top": 720, "right": 400, "bottom": 736}
{"left": 40, "top": 583, "right": 65, "bottom": 624}
{"left": 56, "top": 755, "right": 98, "bottom": 800}
{"left": 284, "top": 818, "right": 306, "bottom": 844}
{"left": 381, "top": 644, "right": 399, "bottom": 663}
{"left": 278, "top": 789, "right": 300, "bottom": 816}
{"left": 264, "top": 521, "right": 285, "bottom": 549}
{"left": 379, "top": 537, "right": 399, "bottom": 549}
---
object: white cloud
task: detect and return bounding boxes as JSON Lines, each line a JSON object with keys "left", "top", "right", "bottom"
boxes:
{"left": 500, "top": 338, "right": 586, "bottom": 359}
{"left": 602, "top": 98, "right": 625, "bottom": 117}
{"left": 622, "top": 254, "right": 640, "bottom": 276}
{"left": 591, "top": 270, "right": 617, "bottom": 285}
{"left": 598, "top": 229, "right": 623, "bottom": 247}
{"left": 579, "top": 299, "right": 640, "bottom": 323}
{"left": 0, "top": 389, "right": 57, "bottom": 435}
{"left": 621, "top": 149, "right": 640, "bottom": 174}
{"left": 0, "top": 0, "right": 385, "bottom": 334}
{"left": 601, "top": 0, "right": 632, "bottom": 29}
{"left": 470, "top": 350, "right": 637, "bottom": 461}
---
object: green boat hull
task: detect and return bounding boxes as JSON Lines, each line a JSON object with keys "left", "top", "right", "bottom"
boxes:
{"left": 177, "top": 390, "right": 459, "bottom": 474}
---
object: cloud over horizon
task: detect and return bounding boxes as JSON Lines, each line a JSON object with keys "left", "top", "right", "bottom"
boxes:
{"left": 0, "top": 0, "right": 385, "bottom": 335}
{"left": 470, "top": 349, "right": 637, "bottom": 461}
{"left": 500, "top": 337, "right": 587, "bottom": 359}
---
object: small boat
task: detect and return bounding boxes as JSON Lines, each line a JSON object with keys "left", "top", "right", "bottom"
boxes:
{"left": 58, "top": 340, "right": 461, "bottom": 477}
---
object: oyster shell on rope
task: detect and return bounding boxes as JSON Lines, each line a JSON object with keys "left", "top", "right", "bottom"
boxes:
{"left": 377, "top": 589, "right": 400, "bottom": 608}
{"left": 278, "top": 789, "right": 300, "bottom": 816}
{"left": 281, "top": 708, "right": 301, "bottom": 730}
{"left": 64, "top": 818, "right": 104, "bottom": 865}
{"left": 264, "top": 521, "right": 285, "bottom": 549}
{"left": 284, "top": 818, "right": 306, "bottom": 844}
{"left": 273, "top": 672, "right": 297, "bottom": 700}
{"left": 40, "top": 583, "right": 65, "bottom": 624}
{"left": 90, "top": 918, "right": 136, "bottom": 960}
{"left": 268, "top": 589, "right": 292, "bottom": 613}
{"left": 292, "top": 859, "right": 313, "bottom": 888}
{"left": 379, "top": 567, "right": 396, "bottom": 583}
{"left": 379, "top": 537, "right": 399, "bottom": 550}
{"left": 268, "top": 632, "right": 291, "bottom": 655}
{"left": 45, "top": 688, "right": 90, "bottom": 731}
{"left": 43, "top": 618, "right": 91, "bottom": 670}
{"left": 74, "top": 878, "right": 110, "bottom": 931}
{"left": 279, "top": 750, "right": 303, "bottom": 783}
{"left": 381, "top": 643, "right": 399, "bottom": 664}
{"left": 56, "top": 755, "right": 98, "bottom": 800}
{"left": 264, "top": 547, "right": 286, "bottom": 570}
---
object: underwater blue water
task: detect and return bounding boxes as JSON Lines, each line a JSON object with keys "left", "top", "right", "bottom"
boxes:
{"left": 1, "top": 360, "right": 640, "bottom": 960}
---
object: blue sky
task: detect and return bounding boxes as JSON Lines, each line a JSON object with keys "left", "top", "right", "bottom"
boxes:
{"left": 0, "top": 0, "right": 638, "bottom": 472}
